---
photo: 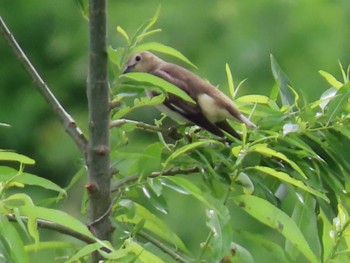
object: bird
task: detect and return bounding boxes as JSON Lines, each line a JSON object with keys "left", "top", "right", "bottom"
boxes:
{"left": 122, "top": 51, "right": 255, "bottom": 139}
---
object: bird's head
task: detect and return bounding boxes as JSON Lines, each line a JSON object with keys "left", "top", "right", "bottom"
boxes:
{"left": 122, "top": 51, "right": 162, "bottom": 74}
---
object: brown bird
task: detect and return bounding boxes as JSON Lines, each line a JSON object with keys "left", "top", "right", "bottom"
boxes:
{"left": 122, "top": 51, "right": 255, "bottom": 139}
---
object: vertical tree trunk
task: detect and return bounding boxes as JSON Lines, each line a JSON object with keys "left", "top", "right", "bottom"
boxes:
{"left": 86, "top": 0, "right": 112, "bottom": 260}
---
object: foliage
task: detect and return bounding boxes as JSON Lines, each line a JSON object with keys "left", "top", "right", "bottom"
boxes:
{"left": 2, "top": 6, "right": 350, "bottom": 263}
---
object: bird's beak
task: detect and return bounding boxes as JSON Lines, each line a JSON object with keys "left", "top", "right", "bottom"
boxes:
{"left": 122, "top": 64, "right": 135, "bottom": 74}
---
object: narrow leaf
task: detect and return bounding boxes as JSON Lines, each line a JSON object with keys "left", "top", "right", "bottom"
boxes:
{"left": 270, "top": 54, "right": 295, "bottom": 106}
{"left": 0, "top": 215, "right": 30, "bottom": 263}
{"left": 236, "top": 95, "right": 270, "bottom": 104}
{"left": 116, "top": 26, "right": 130, "bottom": 44}
{"left": 249, "top": 144, "right": 307, "bottom": 179}
{"left": 18, "top": 206, "right": 95, "bottom": 239}
{"left": 225, "top": 63, "right": 235, "bottom": 98}
{"left": 319, "top": 70, "right": 343, "bottom": 89}
{"left": 0, "top": 166, "right": 66, "bottom": 195}
{"left": 163, "top": 140, "right": 222, "bottom": 168}
{"left": 117, "top": 202, "right": 188, "bottom": 253}
{"left": 132, "top": 42, "right": 197, "bottom": 69}
{"left": 251, "top": 166, "right": 328, "bottom": 201}
{"left": 232, "top": 195, "right": 318, "bottom": 263}
{"left": 0, "top": 151, "right": 35, "bottom": 165}
{"left": 121, "top": 72, "right": 195, "bottom": 104}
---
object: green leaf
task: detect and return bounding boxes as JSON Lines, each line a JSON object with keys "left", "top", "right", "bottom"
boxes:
{"left": 237, "top": 230, "right": 289, "bottom": 262}
{"left": 286, "top": 194, "right": 322, "bottom": 261}
{"left": 251, "top": 166, "right": 328, "bottom": 201}
{"left": 319, "top": 70, "right": 343, "bottom": 89}
{"left": 225, "top": 63, "right": 235, "bottom": 98}
{"left": 130, "top": 6, "right": 161, "bottom": 46}
{"left": 117, "top": 202, "right": 189, "bottom": 253}
{"left": 24, "top": 241, "right": 75, "bottom": 252}
{"left": 270, "top": 54, "right": 295, "bottom": 106}
{"left": 232, "top": 195, "right": 318, "bottom": 263}
{"left": 324, "top": 82, "right": 350, "bottom": 125}
{"left": 249, "top": 144, "right": 307, "bottom": 179}
{"left": 65, "top": 243, "right": 105, "bottom": 263}
{"left": 113, "top": 94, "right": 165, "bottom": 120}
{"left": 236, "top": 95, "right": 271, "bottom": 104}
{"left": 0, "top": 214, "right": 30, "bottom": 263}
{"left": 108, "top": 46, "right": 124, "bottom": 68}
{"left": 18, "top": 206, "right": 95, "bottom": 240}
{"left": 116, "top": 26, "right": 130, "bottom": 44}
{"left": 0, "top": 166, "right": 66, "bottom": 195}
{"left": 165, "top": 177, "right": 221, "bottom": 214}
{"left": 0, "top": 151, "right": 35, "bottom": 165}
{"left": 163, "top": 140, "right": 222, "bottom": 168}
{"left": 121, "top": 72, "right": 195, "bottom": 104}
{"left": 206, "top": 207, "right": 232, "bottom": 260}
{"left": 125, "top": 238, "right": 166, "bottom": 263}
{"left": 132, "top": 42, "right": 197, "bottom": 69}
{"left": 220, "top": 242, "right": 254, "bottom": 263}
{"left": 338, "top": 60, "right": 349, "bottom": 83}
{"left": 137, "top": 142, "right": 163, "bottom": 178}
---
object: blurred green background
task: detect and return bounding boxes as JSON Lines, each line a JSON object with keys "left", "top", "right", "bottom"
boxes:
{"left": 1, "top": 0, "right": 349, "bottom": 184}
{"left": 0, "top": 0, "right": 349, "bottom": 260}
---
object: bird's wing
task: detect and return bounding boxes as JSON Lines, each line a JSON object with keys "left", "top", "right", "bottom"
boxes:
{"left": 151, "top": 66, "right": 226, "bottom": 137}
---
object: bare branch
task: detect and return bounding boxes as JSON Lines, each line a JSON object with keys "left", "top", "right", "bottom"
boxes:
{"left": 0, "top": 16, "right": 88, "bottom": 153}
{"left": 111, "top": 166, "right": 200, "bottom": 192}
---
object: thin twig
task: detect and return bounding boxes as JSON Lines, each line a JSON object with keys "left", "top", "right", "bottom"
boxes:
{"left": 6, "top": 214, "right": 102, "bottom": 247}
{"left": 138, "top": 230, "right": 190, "bottom": 263}
{"left": 0, "top": 16, "right": 88, "bottom": 153}
{"left": 111, "top": 166, "right": 200, "bottom": 192}
{"left": 110, "top": 118, "right": 168, "bottom": 133}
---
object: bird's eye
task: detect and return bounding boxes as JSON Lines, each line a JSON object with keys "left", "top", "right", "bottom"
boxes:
{"left": 135, "top": 55, "right": 141, "bottom": 62}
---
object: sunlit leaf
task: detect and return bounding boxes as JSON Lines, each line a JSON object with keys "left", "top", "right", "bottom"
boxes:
{"left": 236, "top": 95, "right": 270, "bottom": 104}
{"left": 251, "top": 166, "right": 328, "bottom": 201}
{"left": 112, "top": 94, "right": 165, "bottom": 120}
{"left": 163, "top": 140, "right": 222, "bottom": 168}
{"left": 116, "top": 26, "right": 130, "bottom": 44}
{"left": 319, "top": 70, "right": 343, "bottom": 89}
{"left": 120, "top": 72, "right": 195, "bottom": 104}
{"left": 132, "top": 42, "right": 197, "bottom": 69}
{"left": 24, "top": 241, "right": 75, "bottom": 252}
{"left": 0, "top": 151, "right": 35, "bottom": 165}
{"left": 0, "top": 166, "right": 66, "bottom": 195}
{"left": 125, "top": 238, "right": 166, "bottom": 263}
{"left": 65, "top": 243, "right": 105, "bottom": 263}
{"left": 249, "top": 144, "right": 307, "bottom": 179}
{"left": 232, "top": 195, "right": 318, "bottom": 263}
{"left": 17, "top": 206, "right": 95, "bottom": 240}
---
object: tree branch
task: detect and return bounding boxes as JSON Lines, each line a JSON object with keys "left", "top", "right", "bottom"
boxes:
{"left": 6, "top": 214, "right": 100, "bottom": 246}
{"left": 138, "top": 230, "right": 189, "bottom": 263}
{"left": 110, "top": 118, "right": 168, "bottom": 133}
{"left": 86, "top": 0, "right": 113, "bottom": 257}
{"left": 0, "top": 16, "right": 88, "bottom": 154}
{"left": 111, "top": 166, "right": 200, "bottom": 192}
